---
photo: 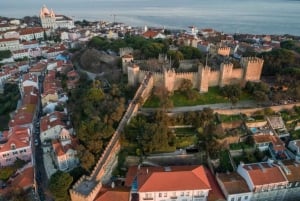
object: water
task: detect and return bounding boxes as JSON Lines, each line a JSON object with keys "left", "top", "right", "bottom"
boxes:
{"left": 1, "top": 0, "right": 300, "bottom": 35}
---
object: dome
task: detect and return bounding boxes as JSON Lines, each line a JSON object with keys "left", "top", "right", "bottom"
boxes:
{"left": 41, "top": 5, "right": 50, "bottom": 15}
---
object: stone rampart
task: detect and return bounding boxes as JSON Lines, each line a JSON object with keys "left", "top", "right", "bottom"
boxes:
{"left": 70, "top": 73, "right": 154, "bottom": 201}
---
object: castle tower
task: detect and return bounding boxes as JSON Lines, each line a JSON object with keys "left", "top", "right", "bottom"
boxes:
{"left": 217, "top": 46, "right": 231, "bottom": 57}
{"left": 219, "top": 62, "right": 233, "bottom": 87}
{"left": 164, "top": 68, "right": 176, "bottom": 92}
{"left": 241, "top": 57, "right": 264, "bottom": 83}
{"left": 127, "top": 64, "right": 140, "bottom": 86}
{"left": 198, "top": 64, "right": 211, "bottom": 93}
{"left": 121, "top": 54, "right": 133, "bottom": 74}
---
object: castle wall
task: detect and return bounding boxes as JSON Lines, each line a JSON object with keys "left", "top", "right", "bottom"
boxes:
{"left": 208, "top": 70, "right": 220, "bottom": 86}
{"left": 175, "top": 72, "right": 198, "bottom": 89}
{"left": 231, "top": 68, "right": 244, "bottom": 83}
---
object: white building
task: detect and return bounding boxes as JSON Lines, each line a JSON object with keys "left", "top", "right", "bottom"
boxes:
{"left": 288, "top": 140, "right": 300, "bottom": 162}
{"left": 125, "top": 165, "right": 212, "bottom": 201}
{"left": 0, "top": 127, "right": 32, "bottom": 167}
{"left": 237, "top": 162, "right": 288, "bottom": 201}
{"left": 40, "top": 111, "right": 66, "bottom": 143}
{"left": 51, "top": 128, "right": 78, "bottom": 171}
{"left": 0, "top": 38, "right": 22, "bottom": 51}
{"left": 40, "top": 5, "right": 74, "bottom": 30}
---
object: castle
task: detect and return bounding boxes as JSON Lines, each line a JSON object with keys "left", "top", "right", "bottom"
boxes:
{"left": 39, "top": 5, "right": 74, "bottom": 30}
{"left": 121, "top": 48, "right": 264, "bottom": 93}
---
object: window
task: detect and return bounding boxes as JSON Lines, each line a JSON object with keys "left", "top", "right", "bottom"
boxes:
{"left": 10, "top": 144, "right": 16, "bottom": 150}
{"left": 164, "top": 193, "right": 167, "bottom": 197}
{"left": 245, "top": 196, "right": 248, "bottom": 200}
{"left": 159, "top": 193, "right": 162, "bottom": 197}
{"left": 186, "top": 192, "right": 189, "bottom": 196}
{"left": 231, "top": 198, "right": 234, "bottom": 201}
{"left": 181, "top": 192, "right": 184, "bottom": 196}
{"left": 238, "top": 197, "right": 242, "bottom": 201}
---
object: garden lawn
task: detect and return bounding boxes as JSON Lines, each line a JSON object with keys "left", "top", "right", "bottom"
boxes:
{"left": 144, "top": 87, "right": 252, "bottom": 107}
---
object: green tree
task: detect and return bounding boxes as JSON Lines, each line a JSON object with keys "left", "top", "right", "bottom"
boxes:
{"left": 49, "top": 171, "right": 73, "bottom": 201}
{"left": 221, "top": 84, "right": 242, "bottom": 105}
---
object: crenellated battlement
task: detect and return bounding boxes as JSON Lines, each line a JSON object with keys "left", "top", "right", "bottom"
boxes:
{"left": 217, "top": 46, "right": 231, "bottom": 57}
{"left": 126, "top": 53, "right": 263, "bottom": 93}
{"left": 119, "top": 47, "right": 133, "bottom": 57}
{"left": 241, "top": 57, "right": 264, "bottom": 64}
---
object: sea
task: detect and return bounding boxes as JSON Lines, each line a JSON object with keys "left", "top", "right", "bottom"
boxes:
{"left": 1, "top": 0, "right": 300, "bottom": 35}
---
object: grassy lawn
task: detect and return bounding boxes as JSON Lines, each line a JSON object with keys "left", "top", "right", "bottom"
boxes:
{"left": 219, "top": 114, "right": 241, "bottom": 123}
{"left": 174, "top": 127, "right": 196, "bottom": 135}
{"left": 144, "top": 86, "right": 252, "bottom": 107}
{"left": 175, "top": 135, "right": 197, "bottom": 149}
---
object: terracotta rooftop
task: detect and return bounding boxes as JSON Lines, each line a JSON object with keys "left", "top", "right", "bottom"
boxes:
{"left": 217, "top": 172, "right": 250, "bottom": 194}
{"left": 23, "top": 73, "right": 38, "bottom": 83}
{"left": 52, "top": 138, "right": 77, "bottom": 157}
{"left": 126, "top": 165, "right": 211, "bottom": 192}
{"left": 30, "top": 62, "right": 47, "bottom": 72}
{"left": 281, "top": 160, "right": 300, "bottom": 182}
{"left": 142, "top": 30, "right": 159, "bottom": 38}
{"left": 40, "top": 111, "right": 66, "bottom": 132}
{"left": 19, "top": 27, "right": 45, "bottom": 35}
{"left": 253, "top": 134, "right": 272, "bottom": 144}
{"left": 11, "top": 166, "right": 34, "bottom": 190}
{"left": 0, "top": 38, "right": 19, "bottom": 42}
{"left": 0, "top": 127, "right": 30, "bottom": 152}
{"left": 242, "top": 162, "right": 287, "bottom": 186}
{"left": 95, "top": 188, "right": 130, "bottom": 201}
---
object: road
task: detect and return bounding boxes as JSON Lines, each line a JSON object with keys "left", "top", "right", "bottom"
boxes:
{"left": 141, "top": 100, "right": 257, "bottom": 113}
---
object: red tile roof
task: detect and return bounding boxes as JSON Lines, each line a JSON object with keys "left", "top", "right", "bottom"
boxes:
{"left": 142, "top": 30, "right": 159, "bottom": 38}
{"left": 19, "top": 27, "right": 45, "bottom": 35}
{"left": 0, "top": 38, "right": 19, "bottom": 43}
{"left": 242, "top": 163, "right": 287, "bottom": 186}
{"left": 126, "top": 165, "right": 211, "bottom": 192}
{"left": 11, "top": 166, "right": 34, "bottom": 190}
{"left": 217, "top": 172, "right": 250, "bottom": 195}
{"left": 95, "top": 189, "right": 130, "bottom": 201}
{"left": 40, "top": 111, "right": 66, "bottom": 132}
{"left": 0, "top": 127, "right": 30, "bottom": 152}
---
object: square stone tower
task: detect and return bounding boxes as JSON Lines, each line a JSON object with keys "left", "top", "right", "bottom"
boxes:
{"left": 219, "top": 62, "right": 234, "bottom": 87}
{"left": 198, "top": 65, "right": 211, "bottom": 93}
{"left": 241, "top": 57, "right": 264, "bottom": 82}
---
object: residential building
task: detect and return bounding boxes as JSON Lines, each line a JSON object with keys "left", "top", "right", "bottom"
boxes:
{"left": 237, "top": 162, "right": 288, "bottom": 201}
{"left": 278, "top": 160, "right": 300, "bottom": 201}
{"left": 40, "top": 111, "right": 66, "bottom": 143}
{"left": 125, "top": 165, "right": 212, "bottom": 201}
{"left": 19, "top": 27, "right": 47, "bottom": 41}
{"left": 0, "top": 127, "right": 32, "bottom": 166}
{"left": 216, "top": 172, "right": 252, "bottom": 201}
{"left": 51, "top": 129, "right": 78, "bottom": 171}
{"left": 288, "top": 140, "right": 300, "bottom": 162}
{"left": 0, "top": 38, "right": 22, "bottom": 51}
